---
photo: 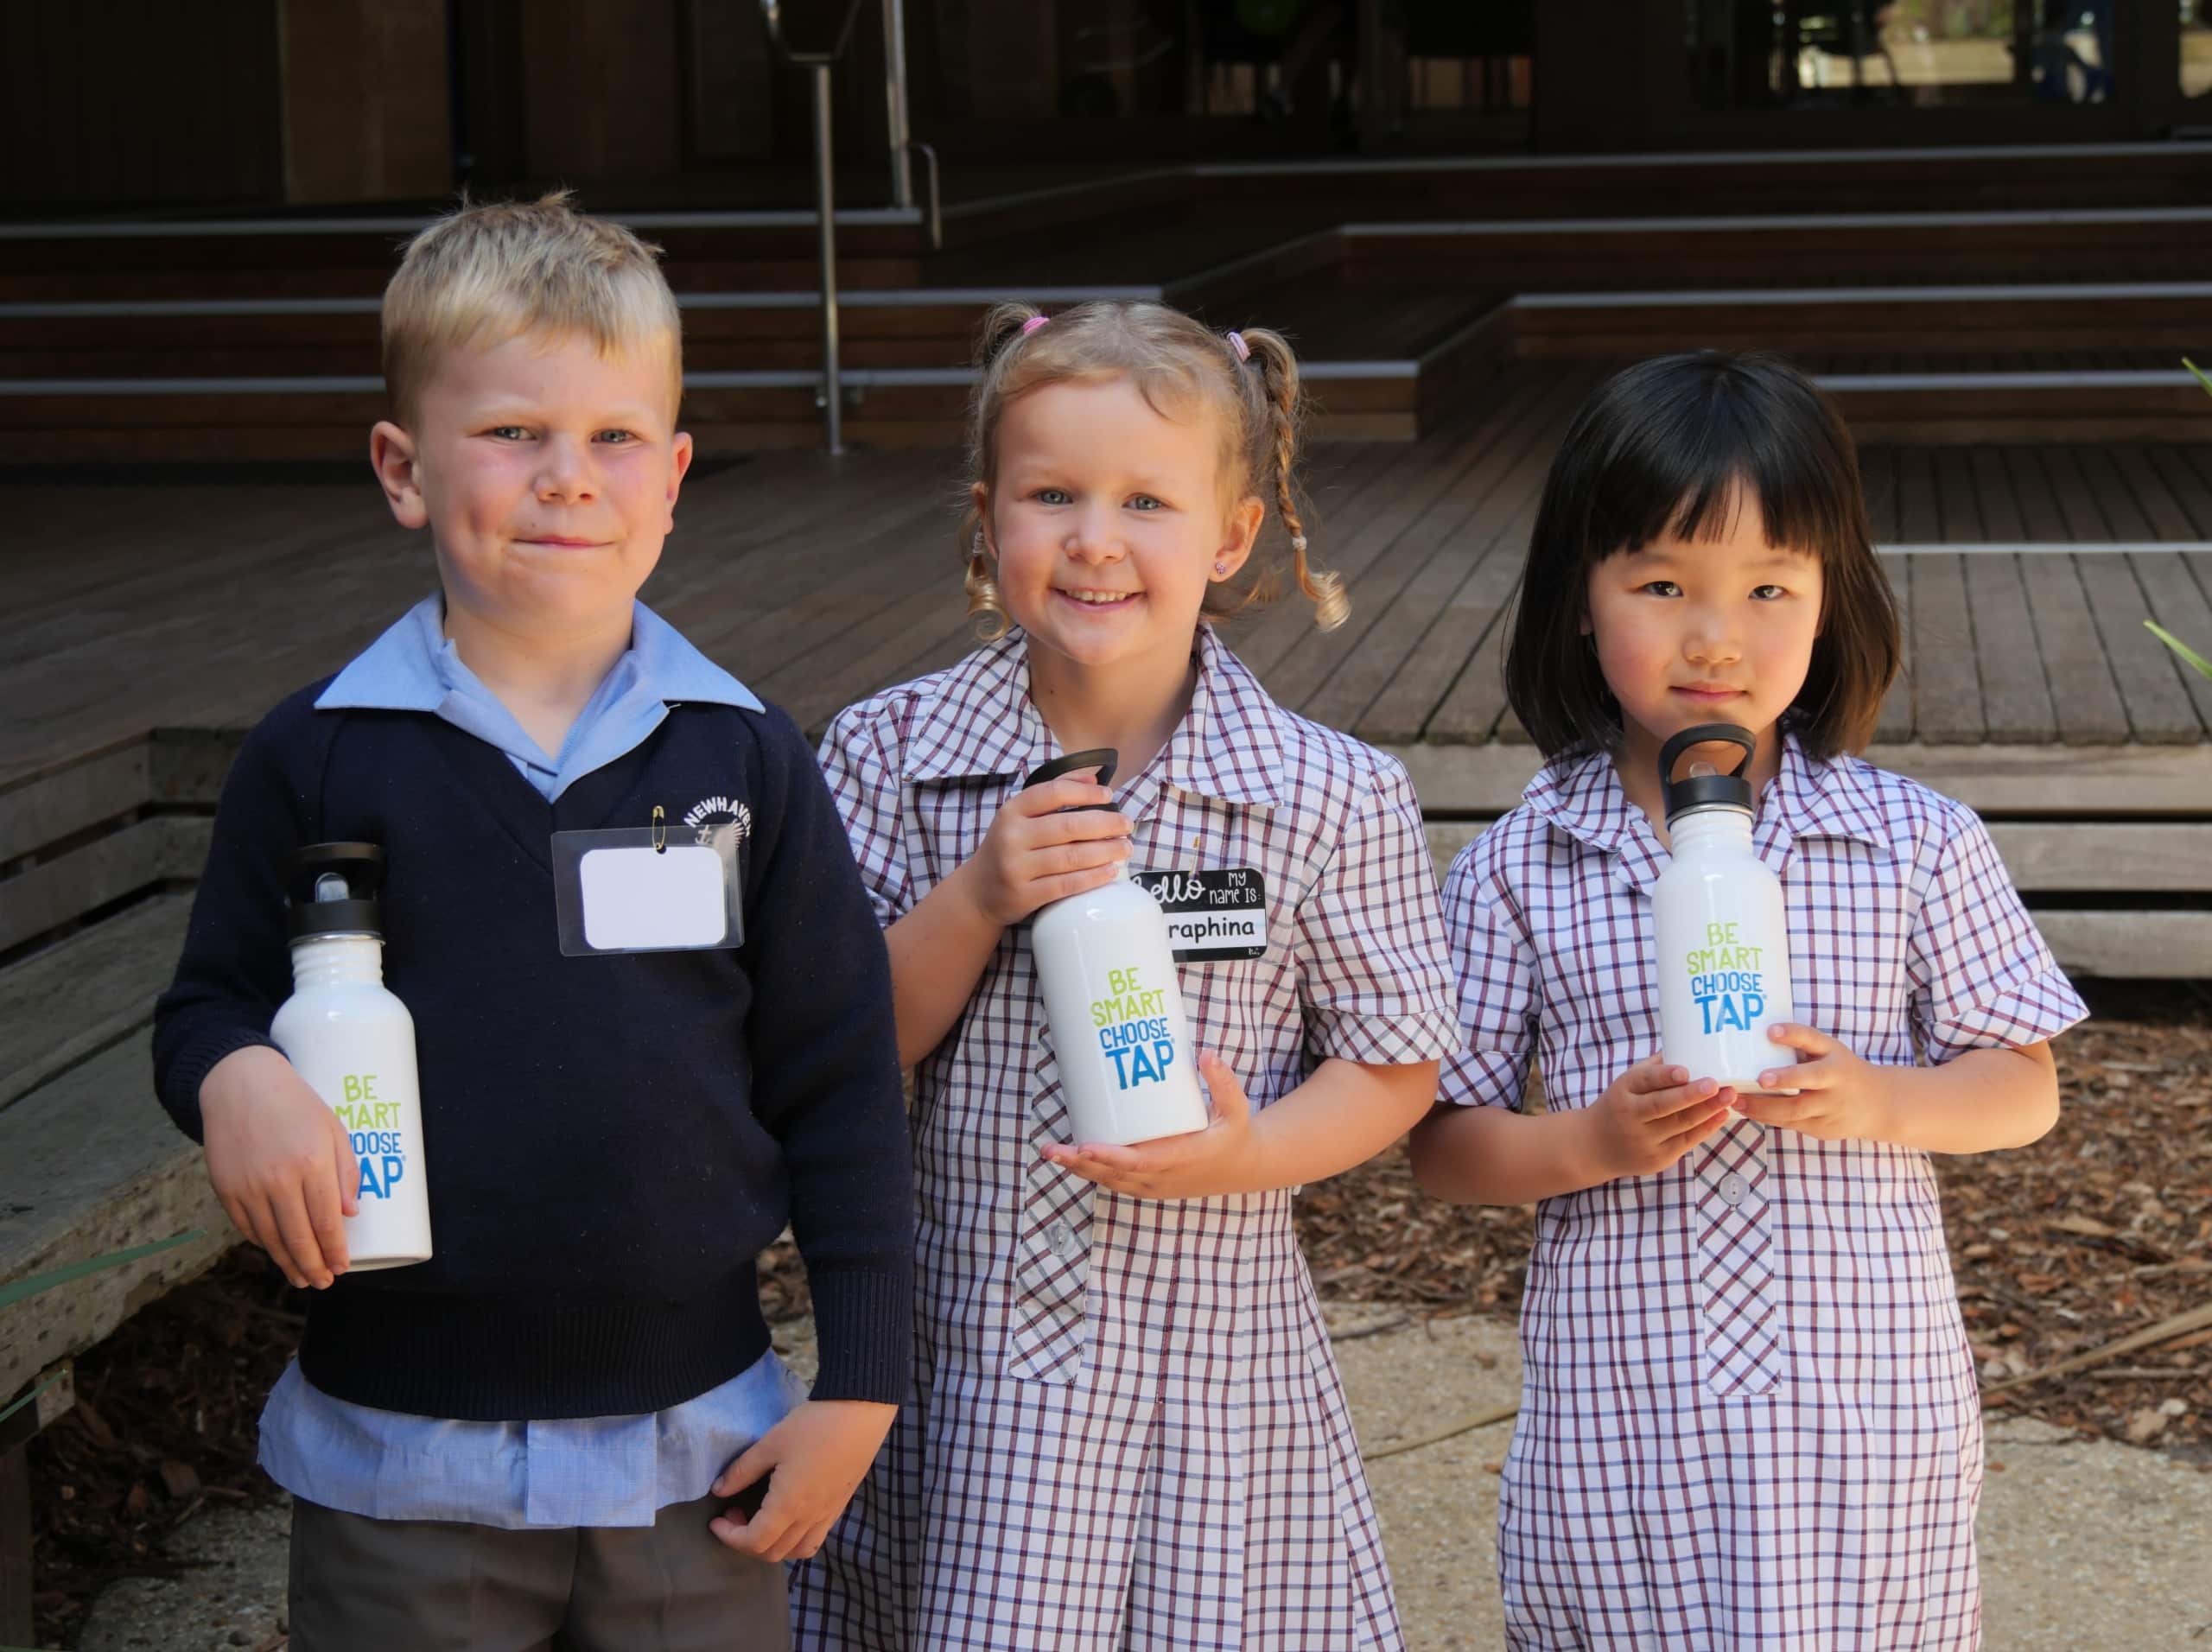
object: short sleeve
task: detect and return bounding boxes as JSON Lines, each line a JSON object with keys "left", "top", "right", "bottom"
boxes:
{"left": 817, "top": 703, "right": 914, "bottom": 928}
{"left": 1909, "top": 803, "right": 2088, "bottom": 1063}
{"left": 1293, "top": 759, "right": 1459, "bottom": 1065}
{"left": 1437, "top": 825, "right": 1541, "bottom": 1109}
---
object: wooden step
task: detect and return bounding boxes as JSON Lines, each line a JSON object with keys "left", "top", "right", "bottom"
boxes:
{"left": 1509, "top": 283, "right": 2212, "bottom": 361}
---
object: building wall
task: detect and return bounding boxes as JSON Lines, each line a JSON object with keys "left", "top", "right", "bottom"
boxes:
{"left": 280, "top": 0, "right": 452, "bottom": 204}
{"left": 1, "top": 0, "right": 284, "bottom": 211}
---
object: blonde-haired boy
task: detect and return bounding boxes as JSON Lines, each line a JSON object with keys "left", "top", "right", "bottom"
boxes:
{"left": 155, "top": 194, "right": 909, "bottom": 1649}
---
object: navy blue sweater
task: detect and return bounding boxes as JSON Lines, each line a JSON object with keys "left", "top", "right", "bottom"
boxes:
{"left": 153, "top": 685, "right": 912, "bottom": 1420}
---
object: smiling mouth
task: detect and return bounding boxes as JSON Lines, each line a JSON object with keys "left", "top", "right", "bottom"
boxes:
{"left": 1058, "top": 588, "right": 1142, "bottom": 607}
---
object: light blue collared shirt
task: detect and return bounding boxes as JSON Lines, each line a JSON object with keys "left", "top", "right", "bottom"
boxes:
{"left": 264, "top": 594, "right": 797, "bottom": 1529}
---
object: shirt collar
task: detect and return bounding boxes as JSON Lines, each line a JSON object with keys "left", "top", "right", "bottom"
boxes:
{"left": 316, "top": 595, "right": 763, "bottom": 717}
{"left": 901, "top": 626, "right": 1284, "bottom": 807}
{"left": 1524, "top": 729, "right": 1890, "bottom": 892}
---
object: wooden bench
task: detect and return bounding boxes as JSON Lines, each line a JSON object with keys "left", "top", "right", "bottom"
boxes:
{"left": 0, "top": 735, "right": 234, "bottom": 1643}
{"left": 1412, "top": 741, "right": 2212, "bottom": 979}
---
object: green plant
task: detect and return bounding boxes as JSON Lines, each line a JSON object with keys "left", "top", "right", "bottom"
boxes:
{"left": 0, "top": 1229, "right": 207, "bottom": 1424}
{"left": 2154, "top": 360, "right": 2212, "bottom": 679}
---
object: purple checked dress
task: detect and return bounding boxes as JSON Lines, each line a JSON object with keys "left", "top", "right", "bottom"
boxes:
{"left": 792, "top": 627, "right": 1460, "bottom": 1650}
{"left": 1440, "top": 735, "right": 2088, "bottom": 1650}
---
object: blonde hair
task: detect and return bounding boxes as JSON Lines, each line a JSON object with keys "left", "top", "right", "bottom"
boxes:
{"left": 380, "top": 191, "right": 683, "bottom": 420}
{"left": 960, "top": 299, "right": 1346, "bottom": 639}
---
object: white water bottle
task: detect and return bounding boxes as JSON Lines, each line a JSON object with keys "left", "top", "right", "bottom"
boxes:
{"left": 1026, "top": 750, "right": 1210, "bottom": 1147}
{"left": 269, "top": 842, "right": 434, "bottom": 1268}
{"left": 1651, "top": 726, "right": 1799, "bottom": 1096}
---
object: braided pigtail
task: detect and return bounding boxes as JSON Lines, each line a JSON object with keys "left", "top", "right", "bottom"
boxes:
{"left": 1238, "top": 327, "right": 1347, "bottom": 632}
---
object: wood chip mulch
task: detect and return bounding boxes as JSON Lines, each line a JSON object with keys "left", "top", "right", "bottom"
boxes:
{"left": 22, "top": 984, "right": 2208, "bottom": 1645}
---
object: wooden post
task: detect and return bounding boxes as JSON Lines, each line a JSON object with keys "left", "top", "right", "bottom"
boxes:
{"left": 0, "top": 1364, "right": 73, "bottom": 1646}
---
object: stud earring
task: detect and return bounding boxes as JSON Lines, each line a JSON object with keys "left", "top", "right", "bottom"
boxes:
{"left": 1212, "top": 559, "right": 1230, "bottom": 576}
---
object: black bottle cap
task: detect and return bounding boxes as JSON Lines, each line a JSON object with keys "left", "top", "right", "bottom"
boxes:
{"left": 1659, "top": 725, "right": 1756, "bottom": 822}
{"left": 285, "top": 842, "right": 385, "bottom": 940}
{"left": 1022, "top": 747, "right": 1119, "bottom": 812}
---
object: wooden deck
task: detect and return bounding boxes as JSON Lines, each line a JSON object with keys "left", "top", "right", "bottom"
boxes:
{"left": 10, "top": 363, "right": 2210, "bottom": 785}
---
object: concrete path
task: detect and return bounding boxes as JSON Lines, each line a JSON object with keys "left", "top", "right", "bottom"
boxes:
{"left": 79, "top": 1308, "right": 2212, "bottom": 1650}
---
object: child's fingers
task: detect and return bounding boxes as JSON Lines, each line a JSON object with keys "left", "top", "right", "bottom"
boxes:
{"left": 216, "top": 1191, "right": 255, "bottom": 1244}
{"left": 1623, "top": 1056, "right": 1687, "bottom": 1095}
{"left": 246, "top": 1197, "right": 308, "bottom": 1289}
{"left": 1045, "top": 1153, "right": 1143, "bottom": 1196}
{"left": 712, "top": 1439, "right": 775, "bottom": 1500}
{"left": 1065, "top": 1141, "right": 1150, "bottom": 1172}
{"left": 1023, "top": 804, "right": 1135, "bottom": 847}
{"left": 710, "top": 1505, "right": 792, "bottom": 1556}
{"left": 1011, "top": 774, "right": 1116, "bottom": 818}
{"left": 305, "top": 1160, "right": 351, "bottom": 1278}
{"left": 790, "top": 1517, "right": 837, "bottom": 1561}
{"left": 1197, "top": 1052, "right": 1250, "bottom": 1126}
{"left": 324, "top": 1108, "right": 361, "bottom": 1220}
{"left": 1734, "top": 1093, "right": 1815, "bottom": 1127}
{"left": 1031, "top": 835, "right": 1134, "bottom": 880}
{"left": 1765, "top": 1022, "right": 1838, "bottom": 1058}
{"left": 762, "top": 1512, "right": 817, "bottom": 1564}
{"left": 1756, "top": 1056, "right": 1828, "bottom": 1091}
{"left": 269, "top": 1185, "right": 334, "bottom": 1289}
{"left": 1658, "top": 1098, "right": 1735, "bottom": 1153}
{"left": 1027, "top": 865, "right": 1131, "bottom": 908}
{"left": 1637, "top": 1076, "right": 1721, "bottom": 1121}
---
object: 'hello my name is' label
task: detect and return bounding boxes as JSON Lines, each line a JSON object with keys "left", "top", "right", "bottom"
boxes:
{"left": 1130, "top": 867, "right": 1268, "bottom": 962}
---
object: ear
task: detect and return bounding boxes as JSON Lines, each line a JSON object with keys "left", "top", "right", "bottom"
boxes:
{"left": 664, "top": 430, "right": 695, "bottom": 531}
{"left": 370, "top": 421, "right": 429, "bottom": 531}
{"left": 970, "top": 480, "right": 995, "bottom": 561}
{"left": 1213, "top": 494, "right": 1265, "bottom": 581}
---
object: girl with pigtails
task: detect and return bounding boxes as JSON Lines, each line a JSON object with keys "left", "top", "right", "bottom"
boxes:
{"left": 792, "top": 300, "right": 1459, "bottom": 1649}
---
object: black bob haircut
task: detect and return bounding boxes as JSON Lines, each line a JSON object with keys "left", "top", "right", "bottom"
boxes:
{"left": 1503, "top": 351, "right": 1901, "bottom": 762}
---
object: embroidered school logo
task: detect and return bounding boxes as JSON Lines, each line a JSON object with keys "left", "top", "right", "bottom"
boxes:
{"left": 683, "top": 794, "right": 753, "bottom": 848}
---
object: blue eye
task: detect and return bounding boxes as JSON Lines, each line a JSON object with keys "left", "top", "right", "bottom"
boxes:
{"left": 1127, "top": 494, "right": 1165, "bottom": 511}
{"left": 596, "top": 429, "right": 638, "bottom": 445}
{"left": 487, "top": 426, "right": 531, "bottom": 441}
{"left": 1035, "top": 487, "right": 1071, "bottom": 505}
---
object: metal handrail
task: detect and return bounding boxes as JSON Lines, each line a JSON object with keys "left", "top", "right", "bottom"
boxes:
{"left": 762, "top": 0, "right": 867, "bottom": 454}
{"left": 907, "top": 138, "right": 942, "bottom": 251}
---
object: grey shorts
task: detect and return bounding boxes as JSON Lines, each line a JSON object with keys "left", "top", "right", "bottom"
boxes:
{"left": 288, "top": 1492, "right": 793, "bottom": 1652}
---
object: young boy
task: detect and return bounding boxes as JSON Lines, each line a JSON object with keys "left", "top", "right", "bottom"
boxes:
{"left": 151, "top": 194, "right": 911, "bottom": 1649}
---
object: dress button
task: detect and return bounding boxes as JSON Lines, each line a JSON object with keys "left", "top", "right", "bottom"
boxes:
{"left": 1718, "top": 1172, "right": 1748, "bottom": 1207}
{"left": 1045, "top": 1219, "right": 1079, "bottom": 1259}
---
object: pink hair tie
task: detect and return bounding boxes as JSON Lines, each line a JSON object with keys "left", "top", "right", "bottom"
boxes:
{"left": 1226, "top": 330, "right": 1250, "bottom": 362}
{"left": 1020, "top": 315, "right": 1052, "bottom": 337}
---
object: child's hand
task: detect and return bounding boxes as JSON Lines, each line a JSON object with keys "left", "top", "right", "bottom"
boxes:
{"left": 709, "top": 1399, "right": 898, "bottom": 1563}
{"left": 952, "top": 772, "right": 1133, "bottom": 927}
{"left": 199, "top": 1045, "right": 357, "bottom": 1289}
{"left": 1040, "top": 1052, "right": 1266, "bottom": 1199}
{"left": 1583, "top": 1054, "right": 1737, "bottom": 1181}
{"left": 1730, "top": 1023, "right": 1894, "bottom": 1141}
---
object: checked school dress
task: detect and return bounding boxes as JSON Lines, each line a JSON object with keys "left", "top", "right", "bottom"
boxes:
{"left": 793, "top": 626, "right": 1459, "bottom": 1651}
{"left": 1440, "top": 735, "right": 2088, "bottom": 1652}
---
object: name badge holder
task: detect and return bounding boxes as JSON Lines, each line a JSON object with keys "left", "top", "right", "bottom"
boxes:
{"left": 552, "top": 804, "right": 747, "bottom": 956}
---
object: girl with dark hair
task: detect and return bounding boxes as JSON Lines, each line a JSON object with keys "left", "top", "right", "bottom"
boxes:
{"left": 1410, "top": 352, "right": 2087, "bottom": 1647}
